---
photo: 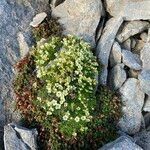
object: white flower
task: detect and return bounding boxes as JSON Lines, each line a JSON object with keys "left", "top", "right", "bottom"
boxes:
{"left": 51, "top": 100, "right": 57, "bottom": 106}
{"left": 72, "top": 132, "right": 77, "bottom": 137}
{"left": 76, "top": 107, "right": 81, "bottom": 110}
{"left": 64, "top": 103, "right": 68, "bottom": 107}
{"left": 63, "top": 115, "right": 68, "bottom": 121}
{"left": 75, "top": 116, "right": 80, "bottom": 122}
{"left": 55, "top": 104, "right": 61, "bottom": 110}
{"left": 47, "top": 111, "right": 52, "bottom": 116}
{"left": 81, "top": 116, "right": 86, "bottom": 121}
{"left": 56, "top": 91, "right": 62, "bottom": 97}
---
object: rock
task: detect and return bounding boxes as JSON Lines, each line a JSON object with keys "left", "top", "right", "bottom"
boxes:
{"left": 134, "top": 130, "right": 150, "bottom": 150}
{"left": 108, "top": 64, "right": 126, "bottom": 90}
{"left": 144, "top": 112, "right": 150, "bottom": 129}
{"left": 139, "top": 70, "right": 150, "bottom": 96}
{"left": 109, "top": 41, "right": 122, "bottom": 67}
{"left": 105, "top": 0, "right": 150, "bottom": 21}
{"left": 52, "top": 0, "right": 103, "bottom": 47}
{"left": 117, "top": 21, "right": 149, "bottom": 43}
{"left": 128, "top": 69, "right": 140, "bottom": 79}
{"left": 96, "top": 16, "right": 123, "bottom": 85}
{"left": 131, "top": 38, "right": 137, "bottom": 49}
{"left": 133, "top": 40, "right": 145, "bottom": 55}
{"left": 140, "top": 30, "right": 150, "bottom": 70}
{"left": 118, "top": 78, "right": 145, "bottom": 134}
{"left": 99, "top": 67, "right": 108, "bottom": 86}
{"left": 99, "top": 135, "right": 143, "bottom": 150}
{"left": 17, "top": 32, "right": 30, "bottom": 58}
{"left": 50, "top": 0, "right": 65, "bottom": 7}
{"left": 0, "top": 0, "right": 50, "bottom": 143}
{"left": 122, "top": 38, "right": 131, "bottom": 51}
{"left": 30, "top": 12, "right": 47, "bottom": 27}
{"left": 140, "top": 32, "right": 148, "bottom": 43}
{"left": 143, "top": 96, "right": 150, "bottom": 112}
{"left": 122, "top": 49, "right": 142, "bottom": 70}
{"left": 4, "top": 123, "right": 38, "bottom": 150}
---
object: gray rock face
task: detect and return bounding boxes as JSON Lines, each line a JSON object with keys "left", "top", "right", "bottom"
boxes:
{"left": 99, "top": 136, "right": 143, "bottom": 150}
{"left": 109, "top": 41, "right": 122, "bottom": 67}
{"left": 134, "top": 40, "right": 145, "bottom": 55}
{"left": 118, "top": 78, "right": 145, "bottom": 134}
{"left": 122, "top": 49, "right": 142, "bottom": 70}
{"left": 134, "top": 130, "right": 150, "bottom": 150}
{"left": 105, "top": 0, "right": 150, "bottom": 21}
{"left": 4, "top": 124, "right": 38, "bottom": 150}
{"left": 140, "top": 32, "right": 148, "bottom": 43}
{"left": 139, "top": 70, "right": 150, "bottom": 96}
{"left": 97, "top": 17, "right": 123, "bottom": 85}
{"left": 0, "top": 0, "right": 49, "bottom": 144}
{"left": 52, "top": 0, "right": 103, "bottom": 47}
{"left": 140, "top": 30, "right": 150, "bottom": 70}
{"left": 143, "top": 96, "right": 150, "bottom": 112}
{"left": 108, "top": 64, "right": 126, "bottom": 90}
{"left": 30, "top": 12, "right": 47, "bottom": 27}
{"left": 122, "top": 38, "right": 131, "bottom": 51}
{"left": 117, "top": 21, "right": 149, "bottom": 43}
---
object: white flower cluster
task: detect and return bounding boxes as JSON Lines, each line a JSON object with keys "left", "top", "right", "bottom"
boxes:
{"left": 34, "top": 36, "right": 98, "bottom": 137}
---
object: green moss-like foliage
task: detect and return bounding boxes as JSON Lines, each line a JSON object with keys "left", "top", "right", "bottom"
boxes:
{"left": 13, "top": 36, "right": 121, "bottom": 150}
{"left": 32, "top": 17, "right": 63, "bottom": 41}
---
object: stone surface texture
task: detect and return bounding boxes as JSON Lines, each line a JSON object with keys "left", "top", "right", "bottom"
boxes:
{"left": 109, "top": 41, "right": 122, "bottom": 67}
{"left": 4, "top": 123, "right": 37, "bottom": 150}
{"left": 0, "top": 0, "right": 49, "bottom": 144}
{"left": 108, "top": 64, "right": 126, "bottom": 90}
{"left": 118, "top": 78, "right": 145, "bottom": 134}
{"left": 52, "top": 0, "right": 103, "bottom": 47}
{"left": 122, "top": 49, "right": 142, "bottom": 70}
{"left": 117, "top": 21, "right": 149, "bottom": 43}
{"left": 99, "top": 135, "right": 143, "bottom": 150}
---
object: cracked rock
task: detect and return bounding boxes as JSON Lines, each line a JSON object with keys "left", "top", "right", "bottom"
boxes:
{"left": 122, "top": 49, "right": 142, "bottom": 70}
{"left": 108, "top": 63, "right": 126, "bottom": 90}
{"left": 109, "top": 41, "right": 122, "bottom": 67}
{"left": 117, "top": 21, "right": 150, "bottom": 43}
{"left": 4, "top": 123, "right": 37, "bottom": 150}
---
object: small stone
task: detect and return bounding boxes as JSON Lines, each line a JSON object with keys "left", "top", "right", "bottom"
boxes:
{"left": 118, "top": 78, "right": 145, "bottom": 134}
{"left": 117, "top": 21, "right": 150, "bottom": 43}
{"left": 99, "top": 136, "right": 143, "bottom": 150}
{"left": 131, "top": 38, "right": 136, "bottom": 49}
{"left": 133, "top": 40, "right": 145, "bottom": 55}
{"left": 140, "top": 32, "right": 148, "bottom": 42}
{"left": 140, "top": 30, "right": 150, "bottom": 70}
{"left": 109, "top": 41, "right": 122, "bottom": 67}
{"left": 4, "top": 123, "right": 38, "bottom": 150}
{"left": 128, "top": 69, "right": 140, "bottom": 79}
{"left": 122, "top": 38, "right": 131, "bottom": 51}
{"left": 108, "top": 64, "right": 126, "bottom": 90}
{"left": 139, "top": 70, "right": 150, "bottom": 96}
{"left": 122, "top": 49, "right": 142, "bottom": 70}
{"left": 96, "top": 16, "right": 123, "bottom": 85}
{"left": 4, "top": 124, "right": 29, "bottom": 150}
{"left": 30, "top": 12, "right": 47, "bottom": 28}
{"left": 143, "top": 96, "right": 150, "bottom": 112}
{"left": 17, "top": 32, "right": 29, "bottom": 58}
{"left": 134, "top": 130, "right": 150, "bottom": 150}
